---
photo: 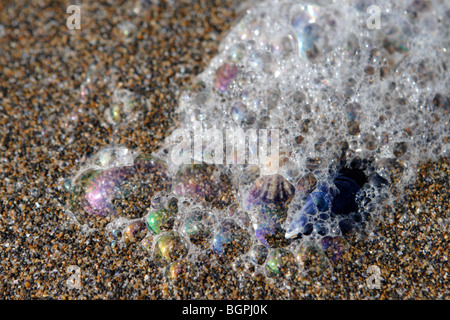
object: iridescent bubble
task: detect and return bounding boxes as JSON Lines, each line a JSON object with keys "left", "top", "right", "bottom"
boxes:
{"left": 146, "top": 197, "right": 178, "bottom": 235}
{"left": 146, "top": 208, "right": 175, "bottom": 235}
{"left": 248, "top": 244, "right": 269, "bottom": 265}
{"left": 231, "top": 101, "right": 256, "bottom": 125}
{"left": 104, "top": 89, "right": 149, "bottom": 125}
{"left": 165, "top": 259, "right": 195, "bottom": 282}
{"left": 321, "top": 236, "right": 347, "bottom": 263}
{"left": 254, "top": 206, "right": 291, "bottom": 248}
{"left": 109, "top": 228, "right": 122, "bottom": 241}
{"left": 154, "top": 231, "right": 189, "bottom": 265}
{"left": 174, "top": 164, "right": 234, "bottom": 209}
{"left": 123, "top": 220, "right": 147, "bottom": 245}
{"left": 296, "top": 241, "right": 328, "bottom": 278}
{"left": 214, "top": 63, "right": 238, "bottom": 93}
{"left": 68, "top": 169, "right": 98, "bottom": 212}
{"left": 265, "top": 248, "right": 297, "bottom": 278}
{"left": 212, "top": 220, "right": 252, "bottom": 263}
{"left": 140, "top": 236, "right": 153, "bottom": 253}
{"left": 69, "top": 149, "right": 172, "bottom": 224}
{"left": 81, "top": 166, "right": 136, "bottom": 217}
{"left": 183, "top": 209, "right": 214, "bottom": 249}
{"left": 133, "top": 153, "right": 171, "bottom": 189}
{"left": 90, "top": 147, "right": 133, "bottom": 169}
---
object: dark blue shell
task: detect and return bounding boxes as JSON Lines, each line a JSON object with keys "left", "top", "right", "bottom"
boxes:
{"left": 285, "top": 169, "right": 385, "bottom": 239}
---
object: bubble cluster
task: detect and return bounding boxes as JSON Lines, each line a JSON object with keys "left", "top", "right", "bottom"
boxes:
{"left": 66, "top": 0, "right": 449, "bottom": 281}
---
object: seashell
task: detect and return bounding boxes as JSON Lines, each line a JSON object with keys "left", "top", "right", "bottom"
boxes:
{"left": 245, "top": 174, "right": 296, "bottom": 210}
{"left": 285, "top": 167, "right": 369, "bottom": 239}
{"left": 246, "top": 174, "right": 295, "bottom": 247}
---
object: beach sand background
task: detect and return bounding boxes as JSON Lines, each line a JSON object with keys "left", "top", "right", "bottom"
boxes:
{"left": 0, "top": 0, "right": 448, "bottom": 299}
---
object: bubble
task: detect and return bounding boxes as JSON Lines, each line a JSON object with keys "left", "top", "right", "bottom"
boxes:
{"left": 231, "top": 101, "right": 256, "bottom": 125}
{"left": 123, "top": 220, "right": 147, "bottom": 245}
{"left": 104, "top": 89, "right": 150, "bottom": 125}
{"left": 229, "top": 43, "right": 246, "bottom": 62}
{"left": 212, "top": 220, "right": 252, "bottom": 263}
{"left": 320, "top": 236, "right": 347, "bottom": 264}
{"left": 393, "top": 142, "right": 408, "bottom": 158}
{"left": 380, "top": 14, "right": 412, "bottom": 54}
{"left": 81, "top": 166, "right": 135, "bottom": 217}
{"left": 140, "top": 236, "right": 153, "bottom": 253}
{"left": 146, "top": 208, "right": 174, "bottom": 235}
{"left": 154, "top": 231, "right": 189, "bottom": 265}
{"left": 296, "top": 241, "right": 328, "bottom": 277}
{"left": 165, "top": 259, "right": 195, "bottom": 282}
{"left": 183, "top": 209, "right": 215, "bottom": 249}
{"left": 174, "top": 164, "right": 234, "bottom": 209}
{"left": 133, "top": 153, "right": 171, "bottom": 189}
{"left": 296, "top": 172, "right": 318, "bottom": 199}
{"left": 254, "top": 205, "right": 292, "bottom": 248}
{"left": 248, "top": 244, "right": 269, "bottom": 265}
{"left": 265, "top": 248, "right": 297, "bottom": 278}
{"left": 146, "top": 196, "right": 178, "bottom": 235}
{"left": 214, "top": 63, "right": 238, "bottom": 93}
{"left": 249, "top": 51, "right": 277, "bottom": 74}
{"left": 271, "top": 32, "right": 297, "bottom": 58}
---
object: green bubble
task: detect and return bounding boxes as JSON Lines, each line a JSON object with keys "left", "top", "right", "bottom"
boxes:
{"left": 146, "top": 208, "right": 175, "bottom": 235}
{"left": 154, "top": 231, "right": 189, "bottom": 265}
{"left": 265, "top": 248, "right": 296, "bottom": 278}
